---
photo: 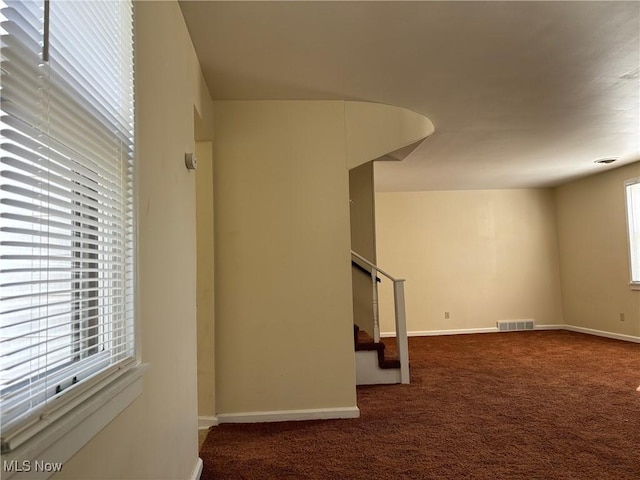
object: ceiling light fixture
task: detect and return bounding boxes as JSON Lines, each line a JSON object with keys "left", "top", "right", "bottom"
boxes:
{"left": 594, "top": 158, "right": 617, "bottom": 165}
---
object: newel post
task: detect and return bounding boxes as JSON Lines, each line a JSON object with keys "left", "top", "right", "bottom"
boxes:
{"left": 393, "top": 280, "right": 410, "bottom": 384}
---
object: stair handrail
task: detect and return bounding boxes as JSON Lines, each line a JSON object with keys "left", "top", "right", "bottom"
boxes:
{"left": 351, "top": 250, "right": 410, "bottom": 384}
{"left": 351, "top": 251, "right": 404, "bottom": 283}
{"left": 351, "top": 260, "right": 381, "bottom": 283}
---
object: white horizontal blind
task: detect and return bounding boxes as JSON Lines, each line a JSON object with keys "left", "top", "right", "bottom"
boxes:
{"left": 0, "top": 0, "right": 135, "bottom": 450}
{"left": 626, "top": 178, "right": 640, "bottom": 284}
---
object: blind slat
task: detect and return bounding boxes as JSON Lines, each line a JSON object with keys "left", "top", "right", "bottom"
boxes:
{"left": 0, "top": 226, "right": 126, "bottom": 251}
{"left": 2, "top": 298, "right": 135, "bottom": 331}
{"left": 1, "top": 212, "right": 129, "bottom": 242}
{"left": 2, "top": 115, "right": 130, "bottom": 188}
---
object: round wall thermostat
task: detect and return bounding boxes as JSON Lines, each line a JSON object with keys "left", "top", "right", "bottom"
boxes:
{"left": 185, "top": 152, "right": 197, "bottom": 170}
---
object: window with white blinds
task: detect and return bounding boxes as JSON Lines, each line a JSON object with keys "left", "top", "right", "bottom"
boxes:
{"left": 626, "top": 178, "right": 640, "bottom": 288}
{"left": 0, "top": 0, "right": 135, "bottom": 451}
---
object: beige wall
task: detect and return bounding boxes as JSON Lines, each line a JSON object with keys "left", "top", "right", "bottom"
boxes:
{"left": 56, "top": 2, "right": 213, "bottom": 479}
{"left": 196, "top": 141, "right": 215, "bottom": 418}
{"left": 375, "top": 189, "right": 564, "bottom": 333}
{"left": 213, "top": 101, "right": 357, "bottom": 415}
{"left": 350, "top": 162, "right": 377, "bottom": 336}
{"left": 556, "top": 162, "right": 640, "bottom": 337}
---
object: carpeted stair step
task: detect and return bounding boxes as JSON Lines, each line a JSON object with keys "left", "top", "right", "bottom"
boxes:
{"left": 353, "top": 324, "right": 401, "bottom": 369}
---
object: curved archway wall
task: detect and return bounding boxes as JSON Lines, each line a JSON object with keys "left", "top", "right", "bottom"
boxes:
{"left": 213, "top": 101, "right": 432, "bottom": 420}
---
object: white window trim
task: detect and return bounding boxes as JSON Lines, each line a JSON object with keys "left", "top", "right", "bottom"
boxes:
{"left": 625, "top": 176, "right": 640, "bottom": 291}
{"left": 1, "top": 364, "right": 147, "bottom": 480}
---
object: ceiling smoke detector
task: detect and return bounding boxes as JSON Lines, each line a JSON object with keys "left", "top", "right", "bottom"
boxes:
{"left": 594, "top": 158, "right": 617, "bottom": 165}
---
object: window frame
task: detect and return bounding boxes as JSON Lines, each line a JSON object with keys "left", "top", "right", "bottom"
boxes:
{"left": 0, "top": 0, "right": 144, "bottom": 474}
{"left": 625, "top": 176, "right": 640, "bottom": 291}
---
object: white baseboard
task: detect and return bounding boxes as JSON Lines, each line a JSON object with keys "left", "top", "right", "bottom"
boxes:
{"left": 534, "top": 324, "right": 564, "bottom": 330}
{"left": 382, "top": 327, "right": 497, "bottom": 337}
{"left": 382, "top": 324, "right": 638, "bottom": 343}
{"left": 563, "top": 325, "right": 640, "bottom": 343}
{"left": 217, "top": 406, "right": 360, "bottom": 424}
{"left": 190, "top": 458, "right": 203, "bottom": 480}
{"left": 198, "top": 415, "right": 219, "bottom": 430}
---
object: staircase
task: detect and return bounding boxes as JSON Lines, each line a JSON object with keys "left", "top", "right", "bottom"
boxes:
{"left": 351, "top": 250, "right": 410, "bottom": 385}
{"left": 354, "top": 324, "right": 404, "bottom": 385}
{"left": 354, "top": 325, "right": 399, "bottom": 367}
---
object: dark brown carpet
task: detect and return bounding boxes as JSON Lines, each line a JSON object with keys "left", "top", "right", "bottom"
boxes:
{"left": 200, "top": 331, "right": 640, "bottom": 479}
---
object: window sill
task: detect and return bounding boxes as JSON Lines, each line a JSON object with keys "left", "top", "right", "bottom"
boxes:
{"left": 630, "top": 283, "right": 640, "bottom": 291}
{"left": 1, "top": 364, "right": 148, "bottom": 480}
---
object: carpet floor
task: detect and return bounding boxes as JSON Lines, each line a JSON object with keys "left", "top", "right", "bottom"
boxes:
{"left": 199, "top": 330, "right": 640, "bottom": 479}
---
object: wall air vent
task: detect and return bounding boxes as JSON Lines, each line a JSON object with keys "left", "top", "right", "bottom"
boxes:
{"left": 496, "top": 320, "right": 535, "bottom": 332}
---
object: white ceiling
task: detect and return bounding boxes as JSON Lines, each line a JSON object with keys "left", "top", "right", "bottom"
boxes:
{"left": 179, "top": 1, "right": 640, "bottom": 191}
